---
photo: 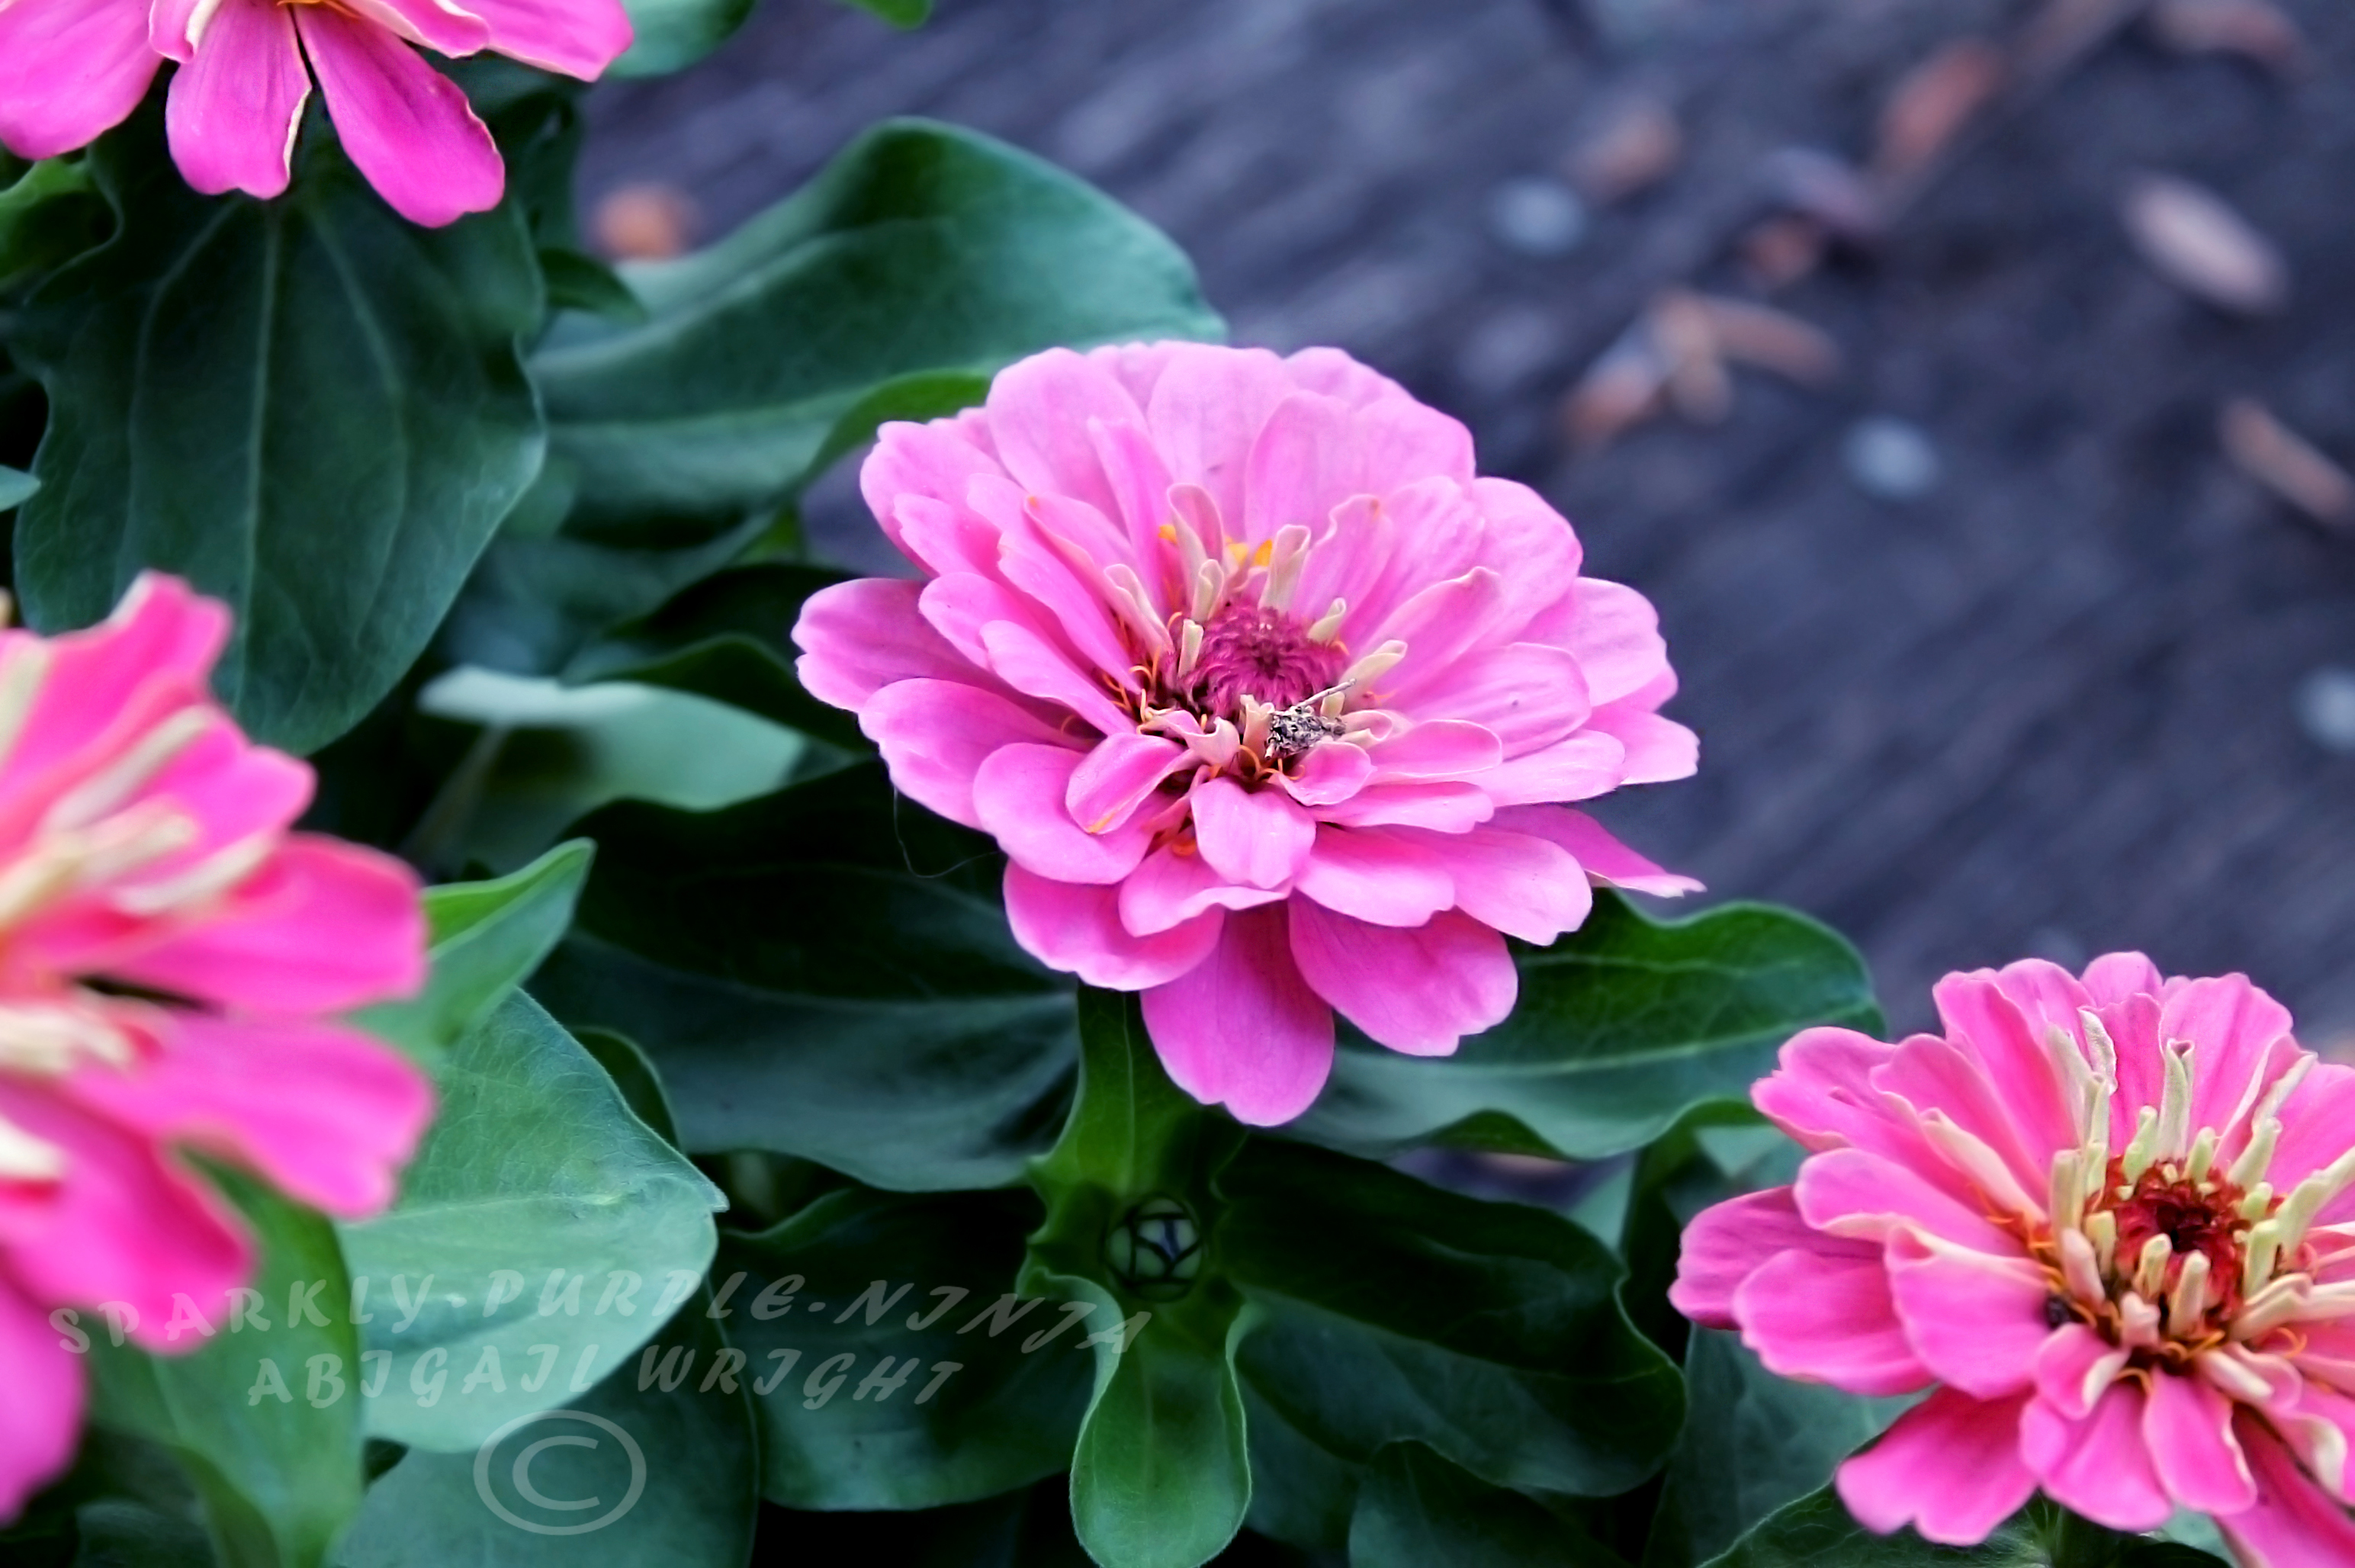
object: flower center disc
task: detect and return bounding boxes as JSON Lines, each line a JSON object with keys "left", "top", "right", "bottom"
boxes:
{"left": 1184, "top": 603, "right": 1347, "bottom": 721}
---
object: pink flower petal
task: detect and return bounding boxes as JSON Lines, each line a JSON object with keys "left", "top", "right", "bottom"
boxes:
{"left": 1068, "top": 734, "right": 1189, "bottom": 834}
{"left": 1084, "top": 416, "right": 1179, "bottom": 567}
{"left": 1925, "top": 972, "right": 2079, "bottom": 1173}
{"left": 162, "top": 0, "right": 310, "bottom": 200}
{"left": 0, "top": 1080, "right": 251, "bottom": 1340}
{"left": 1390, "top": 643, "right": 1591, "bottom": 756}
{"left": 2270, "top": 1062, "right": 2355, "bottom": 1207}
{"left": 1492, "top": 806, "right": 1701, "bottom": 896}
{"left": 1319, "top": 782, "right": 1493, "bottom": 832}
{"left": 1564, "top": 579, "right": 1673, "bottom": 706}
{"left": 66, "top": 1013, "right": 432, "bottom": 1218}
{"left": 792, "top": 578, "right": 973, "bottom": 711}
{"left": 1139, "top": 906, "right": 1333, "bottom": 1126}
{"left": 1141, "top": 345, "right": 1296, "bottom": 530}
{"left": 2021, "top": 1382, "right": 2174, "bottom": 1534}
{"left": 1399, "top": 824, "right": 1591, "bottom": 945}
{"left": 2220, "top": 1417, "right": 2355, "bottom": 1568}
{"left": 2079, "top": 951, "right": 2163, "bottom": 1007}
{"left": 1580, "top": 703, "right": 1697, "bottom": 786}
{"left": 335, "top": 0, "right": 491, "bottom": 59}
{"left": 1190, "top": 777, "right": 1313, "bottom": 891}
{"left": 861, "top": 426, "right": 1004, "bottom": 571}
{"left": 1279, "top": 740, "right": 1374, "bottom": 806}
{"left": 2032, "top": 1322, "right": 2129, "bottom": 1419}
{"left": 1364, "top": 719, "right": 1505, "bottom": 782}
{"left": 1884, "top": 1229, "right": 2051, "bottom": 1397}
{"left": 983, "top": 349, "right": 1151, "bottom": 547}
{"left": 978, "top": 619, "right": 1134, "bottom": 737}
{"left": 1369, "top": 570, "right": 1506, "bottom": 692}
{"left": 111, "top": 836, "right": 427, "bottom": 1014}
{"left": 0, "top": 1280, "right": 82, "bottom": 1519}
{"left": 2143, "top": 1368, "right": 2257, "bottom": 1515}
{"left": 1003, "top": 865, "right": 1219, "bottom": 991}
{"left": 859, "top": 677, "right": 1069, "bottom": 831}
{"left": 1118, "top": 845, "right": 1289, "bottom": 937}
{"left": 1670, "top": 1185, "right": 1878, "bottom": 1329}
{"left": 1242, "top": 392, "right": 1366, "bottom": 547}
{"left": 1294, "top": 825, "right": 1454, "bottom": 929}
{"left": 1793, "top": 1147, "right": 2017, "bottom": 1253}
{"left": 2159, "top": 973, "right": 2295, "bottom": 1140}
{"left": 975, "top": 743, "right": 1153, "bottom": 885}
{"left": 461, "top": 0, "right": 631, "bottom": 76}
{"left": 1871, "top": 1033, "right": 2052, "bottom": 1200}
{"left": 1731, "top": 1247, "right": 1929, "bottom": 1397}
{"left": 0, "top": 0, "right": 158, "bottom": 159}
{"left": 295, "top": 7, "right": 503, "bottom": 228}
{"left": 1836, "top": 1388, "right": 2037, "bottom": 1546}
{"left": 0, "top": 574, "right": 228, "bottom": 797}
{"left": 1473, "top": 731, "right": 1631, "bottom": 806}
{"left": 1287, "top": 904, "right": 1515, "bottom": 1057}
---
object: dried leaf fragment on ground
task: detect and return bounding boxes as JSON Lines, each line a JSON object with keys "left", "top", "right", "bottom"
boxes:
{"left": 2221, "top": 398, "right": 2353, "bottom": 527}
{"left": 2120, "top": 173, "right": 2288, "bottom": 314}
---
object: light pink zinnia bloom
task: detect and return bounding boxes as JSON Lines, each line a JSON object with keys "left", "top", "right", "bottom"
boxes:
{"left": 793, "top": 342, "right": 1698, "bottom": 1126}
{"left": 0, "top": 0, "right": 630, "bottom": 228}
{"left": 0, "top": 574, "right": 431, "bottom": 1518}
{"left": 1672, "top": 953, "right": 2355, "bottom": 1565}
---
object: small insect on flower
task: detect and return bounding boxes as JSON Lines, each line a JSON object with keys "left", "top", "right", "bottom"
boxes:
{"left": 795, "top": 342, "right": 1701, "bottom": 1127}
{"left": 1674, "top": 953, "right": 2355, "bottom": 1563}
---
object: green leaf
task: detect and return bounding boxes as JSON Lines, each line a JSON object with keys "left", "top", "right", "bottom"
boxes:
{"left": 0, "top": 464, "right": 35, "bottom": 510}
{"left": 1699, "top": 1488, "right": 2046, "bottom": 1568}
{"left": 562, "top": 561, "right": 867, "bottom": 750}
{"left": 532, "top": 762, "right": 1078, "bottom": 1190}
{"left": 1351, "top": 1442, "right": 1621, "bottom": 1568}
{"left": 531, "top": 119, "right": 1221, "bottom": 526}
{"left": 716, "top": 1186, "right": 1091, "bottom": 1509}
{"left": 336, "top": 994, "right": 724, "bottom": 1451}
{"left": 83, "top": 1171, "right": 365, "bottom": 1568}
{"left": 333, "top": 1291, "right": 757, "bottom": 1568}
{"left": 1218, "top": 1138, "right": 1685, "bottom": 1554}
{"left": 0, "top": 156, "right": 105, "bottom": 294}
{"left": 352, "top": 840, "right": 593, "bottom": 1065}
{"left": 13, "top": 107, "right": 545, "bottom": 754}
{"left": 539, "top": 246, "right": 647, "bottom": 322}
{"left": 1019, "top": 989, "right": 1252, "bottom": 1568}
{"left": 832, "top": 0, "right": 932, "bottom": 26}
{"left": 1289, "top": 894, "right": 1881, "bottom": 1163}
{"left": 612, "top": 0, "right": 757, "bottom": 78}
{"left": 575, "top": 1026, "right": 681, "bottom": 1147}
{"left": 1643, "top": 1332, "right": 1907, "bottom": 1568}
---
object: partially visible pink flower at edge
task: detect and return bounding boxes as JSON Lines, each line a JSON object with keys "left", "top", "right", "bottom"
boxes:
{"left": 1674, "top": 953, "right": 2355, "bottom": 1567}
{"left": 794, "top": 342, "right": 1700, "bottom": 1127}
{"left": 0, "top": 574, "right": 432, "bottom": 1517}
{"left": 0, "top": 0, "right": 631, "bottom": 227}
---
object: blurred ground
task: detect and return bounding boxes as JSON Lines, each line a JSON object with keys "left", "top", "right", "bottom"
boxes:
{"left": 582, "top": 0, "right": 2355, "bottom": 1040}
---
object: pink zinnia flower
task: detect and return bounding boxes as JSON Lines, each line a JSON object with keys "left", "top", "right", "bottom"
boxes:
{"left": 0, "top": 574, "right": 432, "bottom": 1518}
{"left": 0, "top": 0, "right": 630, "bottom": 228}
{"left": 1672, "top": 953, "right": 2355, "bottom": 1565}
{"left": 793, "top": 342, "right": 1698, "bottom": 1126}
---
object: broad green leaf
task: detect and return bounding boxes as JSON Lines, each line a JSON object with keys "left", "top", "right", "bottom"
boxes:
{"left": 717, "top": 1186, "right": 1090, "bottom": 1509}
{"left": 353, "top": 841, "right": 593, "bottom": 1065}
{"left": 71, "top": 1499, "right": 214, "bottom": 1566}
{"left": 1289, "top": 895, "right": 1881, "bottom": 1162}
{"left": 562, "top": 562, "right": 865, "bottom": 749}
{"left": 1351, "top": 1442, "right": 1618, "bottom": 1568}
{"left": 575, "top": 1027, "right": 681, "bottom": 1147}
{"left": 762, "top": 1476, "right": 1094, "bottom": 1564}
{"left": 532, "top": 763, "right": 1077, "bottom": 1190}
{"left": 83, "top": 1171, "right": 365, "bottom": 1568}
{"left": 1020, "top": 990, "right": 1252, "bottom": 1568}
{"left": 0, "top": 156, "right": 104, "bottom": 293}
{"left": 833, "top": 0, "right": 932, "bottom": 26}
{"left": 539, "top": 247, "right": 645, "bottom": 322}
{"left": 333, "top": 1293, "right": 757, "bottom": 1568}
{"left": 336, "top": 994, "right": 724, "bottom": 1451}
{"left": 1219, "top": 1139, "right": 1685, "bottom": 1555}
{"left": 13, "top": 107, "right": 545, "bottom": 754}
{"left": 532, "top": 120, "right": 1221, "bottom": 525}
{"left": 1700, "top": 1489, "right": 2046, "bottom": 1568}
{"left": 0, "top": 464, "right": 34, "bottom": 510}
{"left": 1643, "top": 1332, "right": 1907, "bottom": 1568}
{"left": 612, "top": 0, "right": 757, "bottom": 78}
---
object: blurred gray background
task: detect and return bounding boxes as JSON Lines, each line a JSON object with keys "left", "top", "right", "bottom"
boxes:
{"left": 583, "top": 0, "right": 2355, "bottom": 1040}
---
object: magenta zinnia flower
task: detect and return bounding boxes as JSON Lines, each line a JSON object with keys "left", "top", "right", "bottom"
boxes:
{"left": 0, "top": 0, "right": 630, "bottom": 227}
{"left": 1673, "top": 953, "right": 2355, "bottom": 1564}
{"left": 794, "top": 342, "right": 1698, "bottom": 1126}
{"left": 0, "top": 574, "right": 432, "bottom": 1518}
